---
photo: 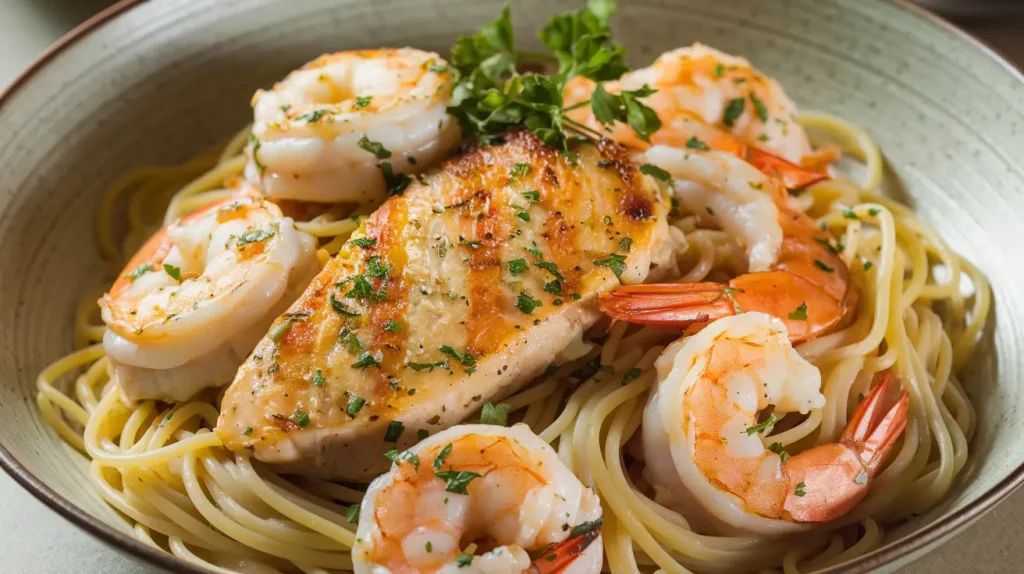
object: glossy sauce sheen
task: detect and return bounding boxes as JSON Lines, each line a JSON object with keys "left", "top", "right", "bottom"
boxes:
{"left": 216, "top": 130, "right": 672, "bottom": 479}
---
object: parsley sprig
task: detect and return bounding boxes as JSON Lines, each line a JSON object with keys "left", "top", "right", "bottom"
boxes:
{"left": 446, "top": 0, "right": 658, "bottom": 152}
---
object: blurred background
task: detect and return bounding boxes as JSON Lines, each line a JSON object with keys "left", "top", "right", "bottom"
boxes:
{"left": 1, "top": 0, "right": 1023, "bottom": 573}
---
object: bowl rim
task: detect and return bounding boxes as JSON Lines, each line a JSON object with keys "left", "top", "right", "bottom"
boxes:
{"left": 1, "top": 0, "right": 1023, "bottom": 572}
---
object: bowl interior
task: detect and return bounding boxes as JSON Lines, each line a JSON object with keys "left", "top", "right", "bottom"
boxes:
{"left": 1, "top": 0, "right": 1023, "bottom": 572}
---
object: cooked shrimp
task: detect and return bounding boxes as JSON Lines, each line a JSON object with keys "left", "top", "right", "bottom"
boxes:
{"left": 599, "top": 146, "right": 857, "bottom": 343}
{"left": 564, "top": 43, "right": 832, "bottom": 189}
{"left": 643, "top": 313, "right": 909, "bottom": 535}
{"left": 353, "top": 424, "right": 603, "bottom": 574}
{"left": 99, "top": 190, "right": 318, "bottom": 401}
{"left": 247, "top": 48, "right": 461, "bottom": 203}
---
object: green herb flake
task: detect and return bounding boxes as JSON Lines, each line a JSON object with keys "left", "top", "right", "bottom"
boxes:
{"left": 570, "top": 518, "right": 603, "bottom": 538}
{"left": 237, "top": 228, "right": 275, "bottom": 245}
{"left": 357, "top": 135, "right": 392, "bottom": 159}
{"left": 543, "top": 280, "right": 562, "bottom": 296}
{"left": 639, "top": 163, "right": 671, "bottom": 182}
{"left": 795, "top": 481, "right": 807, "bottom": 497}
{"left": 354, "top": 95, "right": 373, "bottom": 108}
{"left": 380, "top": 161, "right": 411, "bottom": 196}
{"left": 385, "top": 449, "right": 420, "bottom": 469}
{"left": 788, "top": 302, "right": 808, "bottom": 321}
{"left": 619, "top": 237, "right": 633, "bottom": 252}
{"left": 311, "top": 369, "right": 327, "bottom": 387}
{"left": 351, "top": 352, "right": 382, "bottom": 369}
{"left": 768, "top": 442, "right": 790, "bottom": 463}
{"left": 516, "top": 291, "right": 542, "bottom": 314}
{"left": 127, "top": 263, "right": 154, "bottom": 280}
{"left": 345, "top": 503, "right": 360, "bottom": 523}
{"left": 163, "top": 264, "right": 181, "bottom": 281}
{"left": 480, "top": 402, "right": 511, "bottom": 426}
{"left": 534, "top": 260, "right": 565, "bottom": 281}
{"left": 522, "top": 190, "right": 540, "bottom": 203}
{"left": 456, "top": 553, "right": 473, "bottom": 567}
{"left": 593, "top": 253, "right": 627, "bottom": 279}
{"left": 750, "top": 92, "right": 768, "bottom": 122}
{"left": 863, "top": 260, "right": 874, "bottom": 271}
{"left": 435, "top": 470, "right": 482, "bottom": 494}
{"left": 722, "top": 97, "right": 746, "bottom": 127}
{"left": 433, "top": 443, "right": 454, "bottom": 470}
{"left": 296, "top": 109, "right": 326, "bottom": 123}
{"left": 330, "top": 294, "right": 360, "bottom": 318}
{"left": 439, "top": 345, "right": 475, "bottom": 366}
{"left": 243, "top": 426, "right": 253, "bottom": 436}
{"left": 744, "top": 414, "right": 778, "bottom": 435}
{"left": 517, "top": 211, "right": 531, "bottom": 222}
{"left": 685, "top": 136, "right": 711, "bottom": 151}
{"left": 349, "top": 237, "right": 377, "bottom": 248}
{"left": 347, "top": 396, "right": 367, "bottom": 417}
{"left": 507, "top": 258, "right": 528, "bottom": 275}
{"left": 408, "top": 360, "right": 451, "bottom": 373}
{"left": 384, "top": 421, "right": 405, "bottom": 443}
{"left": 621, "top": 367, "right": 642, "bottom": 385}
{"left": 813, "top": 259, "right": 835, "bottom": 273}
{"left": 868, "top": 208, "right": 881, "bottom": 216}
{"left": 843, "top": 209, "right": 859, "bottom": 219}
{"left": 383, "top": 319, "right": 403, "bottom": 332}
{"left": 417, "top": 429, "right": 430, "bottom": 441}
{"left": 714, "top": 63, "right": 725, "bottom": 77}
{"left": 294, "top": 408, "right": 311, "bottom": 428}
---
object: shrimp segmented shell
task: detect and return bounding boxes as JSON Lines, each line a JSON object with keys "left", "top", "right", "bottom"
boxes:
{"left": 643, "top": 313, "right": 908, "bottom": 535}
{"left": 99, "top": 191, "right": 318, "bottom": 401}
{"left": 354, "top": 424, "right": 603, "bottom": 574}
{"left": 247, "top": 48, "right": 461, "bottom": 203}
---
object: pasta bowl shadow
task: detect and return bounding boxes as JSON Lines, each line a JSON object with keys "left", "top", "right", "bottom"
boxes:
{"left": 1, "top": 0, "right": 1023, "bottom": 573}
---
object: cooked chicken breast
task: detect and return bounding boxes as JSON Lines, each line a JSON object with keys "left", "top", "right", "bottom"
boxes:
{"left": 216, "top": 130, "right": 674, "bottom": 480}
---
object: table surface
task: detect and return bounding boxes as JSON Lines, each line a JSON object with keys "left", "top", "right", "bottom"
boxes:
{"left": 2, "top": 1, "right": 1023, "bottom": 572}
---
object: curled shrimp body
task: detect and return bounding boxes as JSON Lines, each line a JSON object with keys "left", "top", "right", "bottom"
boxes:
{"left": 353, "top": 424, "right": 603, "bottom": 574}
{"left": 247, "top": 48, "right": 461, "bottom": 203}
{"left": 599, "top": 146, "right": 856, "bottom": 343}
{"left": 643, "top": 313, "right": 909, "bottom": 535}
{"left": 99, "top": 191, "right": 318, "bottom": 401}
{"left": 564, "top": 43, "right": 830, "bottom": 190}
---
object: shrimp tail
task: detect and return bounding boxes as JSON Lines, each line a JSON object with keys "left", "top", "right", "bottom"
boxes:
{"left": 528, "top": 523, "right": 602, "bottom": 574}
{"left": 597, "top": 283, "right": 736, "bottom": 329}
{"left": 742, "top": 145, "right": 829, "bottom": 190}
{"left": 841, "top": 370, "right": 910, "bottom": 477}
{"left": 783, "top": 370, "right": 909, "bottom": 523}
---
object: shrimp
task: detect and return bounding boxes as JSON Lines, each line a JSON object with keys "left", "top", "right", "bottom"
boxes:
{"left": 247, "top": 48, "right": 461, "bottom": 203}
{"left": 643, "top": 313, "right": 909, "bottom": 535}
{"left": 598, "top": 146, "right": 857, "bottom": 343}
{"left": 564, "top": 43, "right": 832, "bottom": 190}
{"left": 99, "top": 189, "right": 318, "bottom": 401}
{"left": 353, "top": 424, "right": 603, "bottom": 574}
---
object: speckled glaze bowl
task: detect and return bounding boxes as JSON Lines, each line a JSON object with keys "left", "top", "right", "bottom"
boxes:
{"left": 0, "top": 0, "right": 1022, "bottom": 572}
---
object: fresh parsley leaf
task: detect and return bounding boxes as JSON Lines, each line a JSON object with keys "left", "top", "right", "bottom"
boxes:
{"left": 456, "top": 553, "right": 473, "bottom": 567}
{"left": 516, "top": 291, "right": 542, "bottom": 314}
{"left": 296, "top": 109, "right": 326, "bottom": 123}
{"left": 589, "top": 83, "right": 661, "bottom": 141}
{"left": 347, "top": 396, "right": 366, "bottom": 417}
{"left": 517, "top": 211, "right": 531, "bottom": 222}
{"left": 349, "top": 237, "right": 377, "bottom": 249}
{"left": 384, "top": 421, "right": 405, "bottom": 443}
{"left": 294, "top": 408, "right": 311, "bottom": 427}
{"left": 346, "top": 275, "right": 388, "bottom": 303}
{"left": 768, "top": 442, "right": 790, "bottom": 463}
{"left": 619, "top": 237, "right": 632, "bottom": 252}
{"left": 544, "top": 280, "right": 562, "bottom": 296}
{"left": 380, "top": 162, "right": 410, "bottom": 196}
{"left": 339, "top": 327, "right": 363, "bottom": 352}
{"left": 126, "top": 263, "right": 153, "bottom": 281}
{"left": 346, "top": 503, "right": 360, "bottom": 523}
{"left": 385, "top": 449, "right": 420, "bottom": 469}
{"left": 480, "top": 402, "right": 511, "bottom": 426}
{"left": 433, "top": 443, "right": 454, "bottom": 470}
{"left": 458, "top": 236, "right": 482, "bottom": 248}
{"left": 383, "top": 319, "right": 403, "bottom": 332}
{"left": 685, "top": 136, "right": 710, "bottom": 151}
{"left": 722, "top": 97, "right": 746, "bottom": 127}
{"left": 794, "top": 481, "right": 807, "bottom": 497}
{"left": 570, "top": 518, "right": 603, "bottom": 538}
{"left": 311, "top": 369, "right": 326, "bottom": 387}
{"left": 163, "top": 264, "right": 181, "bottom": 281}
{"left": 237, "top": 228, "right": 275, "bottom": 245}
{"left": 366, "top": 256, "right": 390, "bottom": 279}
{"left": 863, "top": 260, "right": 874, "bottom": 271}
{"left": 354, "top": 95, "right": 372, "bottom": 108}
{"left": 351, "top": 352, "right": 381, "bottom": 369}
{"left": 813, "top": 259, "right": 835, "bottom": 273}
{"left": 522, "top": 190, "right": 540, "bottom": 202}
{"left": 439, "top": 345, "right": 476, "bottom": 367}
{"left": 744, "top": 414, "right": 778, "bottom": 435}
{"left": 788, "top": 302, "right": 808, "bottom": 321}
{"left": 511, "top": 163, "right": 530, "bottom": 177}
{"left": 408, "top": 360, "right": 451, "bottom": 373}
{"left": 750, "top": 92, "right": 768, "bottom": 122}
{"left": 358, "top": 135, "right": 392, "bottom": 158}
{"left": 534, "top": 260, "right": 565, "bottom": 281}
{"left": 330, "top": 294, "right": 360, "bottom": 317}
{"left": 593, "top": 253, "right": 627, "bottom": 278}
{"left": 639, "top": 163, "right": 671, "bottom": 182}
{"left": 507, "top": 258, "right": 528, "bottom": 275}
{"left": 435, "top": 470, "right": 482, "bottom": 494}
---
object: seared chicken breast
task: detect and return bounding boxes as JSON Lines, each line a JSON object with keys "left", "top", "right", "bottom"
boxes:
{"left": 216, "top": 130, "right": 673, "bottom": 480}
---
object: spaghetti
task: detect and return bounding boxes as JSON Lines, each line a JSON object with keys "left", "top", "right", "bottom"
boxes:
{"left": 35, "top": 111, "right": 988, "bottom": 573}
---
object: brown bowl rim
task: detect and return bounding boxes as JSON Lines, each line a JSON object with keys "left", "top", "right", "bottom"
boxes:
{"left": 1, "top": 1, "right": 1022, "bottom": 573}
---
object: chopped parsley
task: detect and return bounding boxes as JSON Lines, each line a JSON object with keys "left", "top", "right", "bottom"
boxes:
{"left": 813, "top": 259, "right": 835, "bottom": 273}
{"left": 768, "top": 442, "right": 790, "bottom": 463}
{"left": 425, "top": 541, "right": 433, "bottom": 553}
{"left": 621, "top": 367, "right": 642, "bottom": 385}
{"left": 351, "top": 352, "right": 382, "bottom": 369}
{"left": 480, "top": 402, "right": 511, "bottom": 426}
{"left": 593, "top": 253, "right": 627, "bottom": 278}
{"left": 248, "top": 133, "right": 265, "bottom": 174}
{"left": 349, "top": 237, "right": 377, "bottom": 248}
{"left": 570, "top": 518, "right": 603, "bottom": 538}
{"left": 237, "top": 228, "right": 275, "bottom": 245}
{"left": 868, "top": 208, "right": 881, "bottom": 216}
{"left": 722, "top": 97, "right": 746, "bottom": 127}
{"left": 685, "top": 136, "right": 710, "bottom": 151}
{"left": 714, "top": 63, "right": 725, "bottom": 77}
{"left": 863, "top": 260, "right": 874, "bottom": 271}
{"left": 268, "top": 312, "right": 309, "bottom": 343}
{"left": 439, "top": 345, "right": 475, "bottom": 367}
{"left": 534, "top": 260, "right": 565, "bottom": 281}
{"left": 794, "top": 481, "right": 807, "bottom": 497}
{"left": 384, "top": 421, "right": 405, "bottom": 443}
{"left": 603, "top": 215, "right": 613, "bottom": 225}
{"left": 385, "top": 449, "right": 420, "bottom": 469}
{"left": 544, "top": 280, "right": 562, "bottom": 296}
{"left": 346, "top": 275, "right": 388, "bottom": 303}
{"left": 417, "top": 429, "right": 430, "bottom": 441}
{"left": 296, "top": 109, "right": 326, "bottom": 123}
{"left": 126, "top": 263, "right": 153, "bottom": 280}
{"left": 243, "top": 426, "right": 253, "bottom": 436}
{"left": 507, "top": 258, "right": 528, "bottom": 275}
{"left": 522, "top": 190, "right": 540, "bottom": 202}
{"left": 354, "top": 95, "right": 373, "bottom": 108}
{"left": 311, "top": 369, "right": 326, "bottom": 387}
{"left": 347, "top": 396, "right": 367, "bottom": 417}
{"left": 383, "top": 319, "right": 403, "bottom": 332}
{"left": 408, "top": 360, "right": 451, "bottom": 373}
{"left": 619, "top": 237, "right": 632, "bottom": 252}
{"left": 458, "top": 236, "right": 482, "bottom": 248}
{"left": 357, "top": 135, "right": 392, "bottom": 158}
{"left": 435, "top": 470, "right": 482, "bottom": 494}
{"left": 346, "top": 504, "right": 360, "bottom": 523}
{"left": 510, "top": 163, "right": 530, "bottom": 178}
{"left": 788, "top": 302, "right": 808, "bottom": 321}
{"left": 842, "top": 209, "right": 859, "bottom": 219}
{"left": 293, "top": 408, "right": 311, "bottom": 428}
{"left": 516, "top": 291, "right": 542, "bottom": 314}
{"left": 339, "top": 327, "right": 362, "bottom": 353}
{"left": 433, "top": 443, "right": 453, "bottom": 470}
{"left": 639, "top": 163, "right": 671, "bottom": 182}
{"left": 380, "top": 162, "right": 411, "bottom": 196}
{"left": 517, "top": 211, "right": 531, "bottom": 222}
{"left": 163, "top": 264, "right": 181, "bottom": 281}
{"left": 456, "top": 553, "right": 473, "bottom": 567}
{"left": 750, "top": 92, "right": 768, "bottom": 122}
{"left": 744, "top": 414, "right": 778, "bottom": 435}
{"left": 330, "top": 294, "right": 360, "bottom": 317}
{"left": 366, "top": 256, "right": 390, "bottom": 279}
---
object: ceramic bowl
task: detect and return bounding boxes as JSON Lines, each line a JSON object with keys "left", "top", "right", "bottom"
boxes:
{"left": 1, "top": 0, "right": 1023, "bottom": 572}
